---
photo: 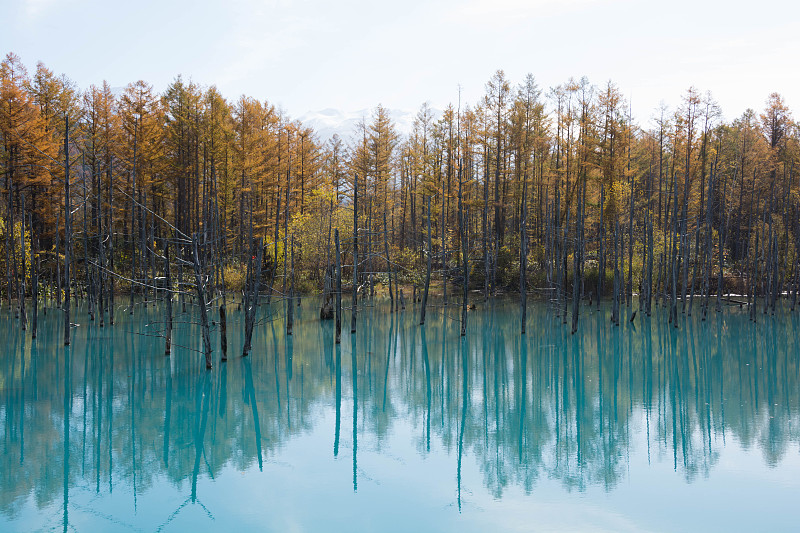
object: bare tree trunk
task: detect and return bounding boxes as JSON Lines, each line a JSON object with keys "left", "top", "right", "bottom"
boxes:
{"left": 19, "top": 194, "right": 27, "bottom": 330}
{"left": 792, "top": 258, "right": 800, "bottom": 311}
{"left": 611, "top": 220, "right": 620, "bottom": 324}
{"left": 242, "top": 237, "right": 264, "bottom": 356}
{"left": 420, "top": 196, "right": 432, "bottom": 326}
{"left": 351, "top": 174, "right": 358, "bottom": 334}
{"left": 31, "top": 214, "right": 39, "bottom": 339}
{"left": 130, "top": 122, "right": 137, "bottom": 316}
{"left": 598, "top": 183, "right": 604, "bottom": 307}
{"left": 646, "top": 212, "right": 653, "bottom": 316}
{"left": 98, "top": 186, "right": 105, "bottom": 328}
{"left": 680, "top": 211, "right": 690, "bottom": 314}
{"left": 367, "top": 204, "right": 374, "bottom": 301}
{"left": 320, "top": 264, "right": 335, "bottom": 319}
{"left": 82, "top": 167, "right": 93, "bottom": 323}
{"left": 335, "top": 228, "right": 342, "bottom": 344}
{"left": 441, "top": 194, "right": 447, "bottom": 307}
{"left": 670, "top": 181, "right": 680, "bottom": 326}
{"left": 627, "top": 177, "right": 634, "bottom": 306}
{"left": 688, "top": 228, "right": 699, "bottom": 316}
{"left": 191, "top": 234, "right": 212, "bottom": 368}
{"left": 266, "top": 189, "right": 280, "bottom": 306}
{"left": 219, "top": 304, "right": 227, "bottom": 361}
{"left": 483, "top": 169, "right": 489, "bottom": 302}
{"left": 751, "top": 228, "right": 759, "bottom": 323}
{"left": 459, "top": 160, "right": 468, "bottom": 337}
{"left": 562, "top": 205, "right": 570, "bottom": 324}
{"left": 554, "top": 188, "right": 563, "bottom": 316}
{"left": 64, "top": 116, "right": 72, "bottom": 346}
{"left": 716, "top": 184, "right": 727, "bottom": 313}
{"left": 55, "top": 208, "right": 61, "bottom": 309}
{"left": 520, "top": 172, "right": 528, "bottom": 334}
{"left": 108, "top": 162, "right": 115, "bottom": 325}
{"left": 572, "top": 180, "right": 585, "bottom": 334}
{"left": 383, "top": 211, "right": 394, "bottom": 313}
{"left": 702, "top": 172, "right": 714, "bottom": 319}
{"left": 287, "top": 235, "right": 294, "bottom": 335}
{"left": 4, "top": 160, "right": 11, "bottom": 312}
{"left": 164, "top": 242, "right": 172, "bottom": 355}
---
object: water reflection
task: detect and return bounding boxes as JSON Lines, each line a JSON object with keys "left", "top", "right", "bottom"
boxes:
{"left": 1, "top": 299, "right": 800, "bottom": 529}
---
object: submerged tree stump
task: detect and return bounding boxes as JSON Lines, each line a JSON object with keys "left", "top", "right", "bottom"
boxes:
{"left": 320, "top": 264, "right": 335, "bottom": 320}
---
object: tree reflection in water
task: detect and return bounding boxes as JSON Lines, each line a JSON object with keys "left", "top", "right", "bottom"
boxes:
{"left": 1, "top": 299, "right": 799, "bottom": 527}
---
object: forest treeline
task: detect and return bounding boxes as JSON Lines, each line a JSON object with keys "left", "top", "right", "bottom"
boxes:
{"left": 2, "top": 51, "right": 799, "bottom": 335}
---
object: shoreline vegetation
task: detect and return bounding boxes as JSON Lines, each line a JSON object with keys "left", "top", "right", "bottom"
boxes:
{"left": 2, "top": 51, "right": 799, "bottom": 359}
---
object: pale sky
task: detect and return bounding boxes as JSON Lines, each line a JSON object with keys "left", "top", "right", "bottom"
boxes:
{"left": 3, "top": 0, "right": 799, "bottom": 126}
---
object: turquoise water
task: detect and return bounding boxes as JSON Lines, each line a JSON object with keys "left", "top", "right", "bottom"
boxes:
{"left": 1, "top": 299, "right": 799, "bottom": 532}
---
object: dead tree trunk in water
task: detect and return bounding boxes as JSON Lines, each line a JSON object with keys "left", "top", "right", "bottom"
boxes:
{"left": 572, "top": 181, "right": 585, "bottom": 334}
{"left": 351, "top": 174, "right": 358, "bottom": 334}
{"left": 441, "top": 194, "right": 447, "bottom": 307}
{"left": 627, "top": 178, "right": 634, "bottom": 307}
{"left": 164, "top": 242, "right": 172, "bottom": 355}
{"left": 459, "top": 163, "right": 468, "bottom": 337}
{"left": 320, "top": 196, "right": 335, "bottom": 320}
{"left": 688, "top": 227, "right": 699, "bottom": 316}
{"left": 287, "top": 235, "right": 294, "bottom": 335}
{"left": 82, "top": 172, "right": 93, "bottom": 322}
{"left": 751, "top": 229, "right": 759, "bottom": 323}
{"left": 335, "top": 228, "right": 342, "bottom": 344}
{"left": 483, "top": 165, "right": 490, "bottom": 302}
{"left": 598, "top": 183, "right": 604, "bottom": 308}
{"left": 680, "top": 206, "right": 690, "bottom": 315}
{"left": 383, "top": 211, "right": 394, "bottom": 313}
{"left": 612, "top": 220, "right": 620, "bottom": 326}
{"left": 242, "top": 237, "right": 264, "bottom": 356}
{"left": 520, "top": 172, "right": 528, "bottom": 335}
{"left": 561, "top": 205, "right": 570, "bottom": 324}
{"left": 554, "top": 188, "right": 563, "bottom": 317}
{"left": 645, "top": 212, "right": 653, "bottom": 316}
{"left": 4, "top": 159, "right": 11, "bottom": 312}
{"left": 55, "top": 209, "right": 61, "bottom": 309}
{"left": 420, "top": 196, "right": 432, "bottom": 326}
{"left": 107, "top": 161, "right": 115, "bottom": 325}
{"left": 64, "top": 115, "right": 72, "bottom": 346}
{"left": 219, "top": 304, "right": 227, "bottom": 361}
{"left": 367, "top": 200, "right": 373, "bottom": 301}
{"left": 19, "top": 194, "right": 27, "bottom": 330}
{"left": 320, "top": 264, "right": 335, "bottom": 320}
{"left": 97, "top": 186, "right": 105, "bottom": 328}
{"left": 31, "top": 215, "right": 39, "bottom": 339}
{"left": 669, "top": 180, "right": 680, "bottom": 326}
{"left": 702, "top": 171, "right": 714, "bottom": 320}
{"left": 129, "top": 121, "right": 138, "bottom": 316}
{"left": 191, "top": 234, "right": 213, "bottom": 368}
{"left": 716, "top": 180, "right": 728, "bottom": 313}
{"left": 266, "top": 189, "right": 280, "bottom": 305}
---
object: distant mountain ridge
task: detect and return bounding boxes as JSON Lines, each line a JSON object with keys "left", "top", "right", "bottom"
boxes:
{"left": 108, "top": 89, "right": 431, "bottom": 144}
{"left": 297, "top": 107, "right": 441, "bottom": 143}
{"left": 109, "top": 91, "right": 433, "bottom": 144}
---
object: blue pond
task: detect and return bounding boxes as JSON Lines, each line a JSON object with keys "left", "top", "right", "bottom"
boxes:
{"left": 1, "top": 298, "right": 799, "bottom": 532}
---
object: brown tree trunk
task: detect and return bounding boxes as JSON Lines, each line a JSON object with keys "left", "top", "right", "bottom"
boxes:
{"left": 64, "top": 116, "right": 72, "bottom": 346}
{"left": 420, "top": 196, "right": 432, "bottom": 325}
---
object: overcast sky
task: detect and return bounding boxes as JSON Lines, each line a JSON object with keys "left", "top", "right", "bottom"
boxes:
{"left": 3, "top": 0, "right": 799, "bottom": 126}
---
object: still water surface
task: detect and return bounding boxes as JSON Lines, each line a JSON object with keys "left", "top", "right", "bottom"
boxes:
{"left": 1, "top": 299, "right": 799, "bottom": 532}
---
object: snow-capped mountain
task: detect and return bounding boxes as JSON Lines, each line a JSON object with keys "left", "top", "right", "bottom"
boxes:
{"left": 297, "top": 107, "right": 439, "bottom": 143}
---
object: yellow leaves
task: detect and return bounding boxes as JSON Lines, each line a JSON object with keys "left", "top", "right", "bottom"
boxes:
{"left": 223, "top": 263, "right": 247, "bottom": 292}
{"left": 0, "top": 220, "right": 33, "bottom": 284}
